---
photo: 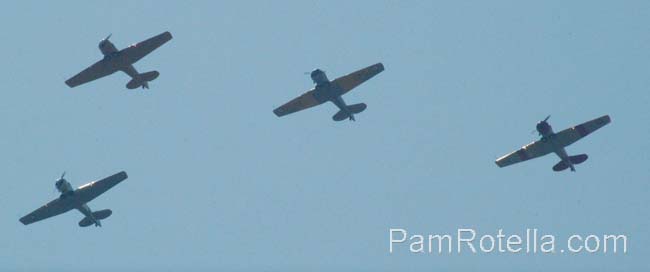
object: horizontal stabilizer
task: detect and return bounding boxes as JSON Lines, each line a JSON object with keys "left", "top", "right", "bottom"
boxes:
{"left": 348, "top": 103, "right": 367, "bottom": 114}
{"left": 126, "top": 71, "right": 159, "bottom": 89}
{"left": 552, "top": 161, "right": 570, "bottom": 172}
{"left": 78, "top": 209, "right": 112, "bottom": 227}
{"left": 332, "top": 110, "right": 349, "bottom": 121}
{"left": 126, "top": 79, "right": 141, "bottom": 89}
{"left": 569, "top": 154, "right": 588, "bottom": 164}
{"left": 139, "top": 71, "right": 159, "bottom": 82}
{"left": 78, "top": 218, "right": 93, "bottom": 227}
{"left": 332, "top": 103, "right": 367, "bottom": 121}
{"left": 93, "top": 209, "right": 112, "bottom": 220}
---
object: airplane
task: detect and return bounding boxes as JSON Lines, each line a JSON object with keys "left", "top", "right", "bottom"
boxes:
{"left": 273, "top": 63, "right": 385, "bottom": 121}
{"left": 495, "top": 115, "right": 611, "bottom": 172}
{"left": 65, "top": 31, "right": 173, "bottom": 90}
{"left": 19, "top": 171, "right": 128, "bottom": 227}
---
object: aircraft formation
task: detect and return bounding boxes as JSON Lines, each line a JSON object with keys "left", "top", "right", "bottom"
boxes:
{"left": 19, "top": 31, "right": 611, "bottom": 227}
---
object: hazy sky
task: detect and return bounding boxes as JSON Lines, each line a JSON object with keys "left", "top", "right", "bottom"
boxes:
{"left": 1, "top": 1, "right": 648, "bottom": 271}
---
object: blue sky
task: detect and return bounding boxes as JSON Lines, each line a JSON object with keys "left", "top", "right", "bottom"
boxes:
{"left": 0, "top": 1, "right": 648, "bottom": 271}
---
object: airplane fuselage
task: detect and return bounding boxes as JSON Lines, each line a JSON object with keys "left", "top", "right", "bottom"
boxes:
{"left": 56, "top": 179, "right": 102, "bottom": 226}
{"left": 553, "top": 147, "right": 575, "bottom": 172}
{"left": 314, "top": 83, "right": 356, "bottom": 121}
{"left": 99, "top": 40, "right": 147, "bottom": 88}
{"left": 77, "top": 203, "right": 101, "bottom": 227}
{"left": 311, "top": 73, "right": 356, "bottom": 121}
{"left": 53, "top": 191, "right": 102, "bottom": 227}
{"left": 538, "top": 121, "right": 577, "bottom": 171}
{"left": 541, "top": 132, "right": 576, "bottom": 172}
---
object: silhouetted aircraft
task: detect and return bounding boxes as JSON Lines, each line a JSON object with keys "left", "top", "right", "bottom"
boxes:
{"left": 274, "top": 63, "right": 384, "bottom": 121}
{"left": 20, "top": 171, "right": 128, "bottom": 227}
{"left": 495, "top": 115, "right": 611, "bottom": 172}
{"left": 65, "top": 32, "right": 172, "bottom": 89}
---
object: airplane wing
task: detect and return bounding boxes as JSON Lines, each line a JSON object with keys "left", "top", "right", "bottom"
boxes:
{"left": 273, "top": 89, "right": 326, "bottom": 117}
{"left": 553, "top": 115, "right": 611, "bottom": 148}
{"left": 65, "top": 60, "right": 119, "bottom": 88}
{"left": 20, "top": 197, "right": 76, "bottom": 225}
{"left": 332, "top": 62, "right": 384, "bottom": 95}
{"left": 74, "top": 171, "right": 128, "bottom": 203}
{"left": 495, "top": 140, "right": 555, "bottom": 168}
{"left": 120, "top": 31, "right": 173, "bottom": 64}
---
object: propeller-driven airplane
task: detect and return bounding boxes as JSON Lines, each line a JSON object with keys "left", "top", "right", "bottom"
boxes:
{"left": 19, "top": 171, "right": 128, "bottom": 227}
{"left": 65, "top": 31, "right": 173, "bottom": 90}
{"left": 273, "top": 63, "right": 385, "bottom": 121}
{"left": 495, "top": 115, "right": 611, "bottom": 172}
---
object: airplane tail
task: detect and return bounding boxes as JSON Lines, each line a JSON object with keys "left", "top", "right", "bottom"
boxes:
{"left": 126, "top": 71, "right": 159, "bottom": 89}
{"left": 552, "top": 154, "right": 588, "bottom": 172}
{"left": 332, "top": 103, "right": 367, "bottom": 121}
{"left": 78, "top": 209, "right": 112, "bottom": 227}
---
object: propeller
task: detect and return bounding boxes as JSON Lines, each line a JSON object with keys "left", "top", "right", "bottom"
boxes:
{"left": 542, "top": 115, "right": 551, "bottom": 122}
{"left": 59, "top": 171, "right": 66, "bottom": 180}
{"left": 103, "top": 33, "right": 112, "bottom": 41}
